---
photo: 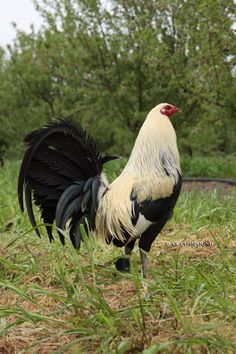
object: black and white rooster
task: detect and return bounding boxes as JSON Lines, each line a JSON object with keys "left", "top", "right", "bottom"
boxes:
{"left": 18, "top": 103, "right": 182, "bottom": 276}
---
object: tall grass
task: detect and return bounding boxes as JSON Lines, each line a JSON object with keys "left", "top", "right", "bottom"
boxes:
{"left": 181, "top": 154, "right": 236, "bottom": 179}
{"left": 0, "top": 160, "right": 236, "bottom": 353}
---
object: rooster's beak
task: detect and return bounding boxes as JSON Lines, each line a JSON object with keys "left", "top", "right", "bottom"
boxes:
{"left": 175, "top": 107, "right": 182, "bottom": 114}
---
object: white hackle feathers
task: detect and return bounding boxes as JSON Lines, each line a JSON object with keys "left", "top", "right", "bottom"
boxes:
{"left": 122, "top": 103, "right": 181, "bottom": 183}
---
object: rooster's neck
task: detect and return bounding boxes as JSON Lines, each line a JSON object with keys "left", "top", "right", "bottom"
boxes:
{"left": 122, "top": 112, "right": 181, "bottom": 183}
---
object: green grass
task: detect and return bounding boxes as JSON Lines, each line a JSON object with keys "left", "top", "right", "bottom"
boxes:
{"left": 181, "top": 155, "right": 236, "bottom": 179}
{"left": 0, "top": 160, "right": 236, "bottom": 353}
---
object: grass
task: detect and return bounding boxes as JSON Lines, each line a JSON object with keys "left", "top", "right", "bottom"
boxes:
{"left": 0, "top": 160, "right": 236, "bottom": 353}
{"left": 180, "top": 155, "right": 236, "bottom": 179}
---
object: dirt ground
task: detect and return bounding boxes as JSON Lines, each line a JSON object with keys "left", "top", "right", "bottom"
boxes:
{"left": 182, "top": 180, "right": 236, "bottom": 193}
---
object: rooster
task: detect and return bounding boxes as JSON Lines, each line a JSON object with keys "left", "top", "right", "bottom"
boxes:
{"left": 18, "top": 103, "right": 182, "bottom": 276}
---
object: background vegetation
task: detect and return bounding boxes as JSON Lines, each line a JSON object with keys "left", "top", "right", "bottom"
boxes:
{"left": 0, "top": 0, "right": 235, "bottom": 160}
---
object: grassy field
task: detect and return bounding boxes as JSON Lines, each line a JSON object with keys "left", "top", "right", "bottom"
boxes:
{"left": 0, "top": 160, "right": 236, "bottom": 353}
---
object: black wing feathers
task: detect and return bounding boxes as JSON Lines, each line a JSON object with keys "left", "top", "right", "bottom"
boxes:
{"left": 131, "top": 174, "right": 182, "bottom": 224}
{"left": 18, "top": 117, "right": 105, "bottom": 247}
{"left": 131, "top": 175, "right": 182, "bottom": 253}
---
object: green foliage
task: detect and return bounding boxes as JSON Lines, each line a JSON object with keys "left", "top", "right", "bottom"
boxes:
{"left": 0, "top": 0, "right": 235, "bottom": 158}
{"left": 181, "top": 154, "right": 236, "bottom": 178}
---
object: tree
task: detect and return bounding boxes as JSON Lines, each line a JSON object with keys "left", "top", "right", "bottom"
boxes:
{"left": 0, "top": 0, "right": 235, "bottom": 157}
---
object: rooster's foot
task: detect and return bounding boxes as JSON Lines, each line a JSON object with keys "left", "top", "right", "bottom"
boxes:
{"left": 115, "top": 257, "right": 130, "bottom": 272}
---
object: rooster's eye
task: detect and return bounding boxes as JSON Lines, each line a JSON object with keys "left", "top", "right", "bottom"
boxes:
{"left": 165, "top": 105, "right": 171, "bottom": 110}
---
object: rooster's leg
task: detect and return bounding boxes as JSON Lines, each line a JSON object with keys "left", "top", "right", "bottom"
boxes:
{"left": 115, "top": 239, "right": 136, "bottom": 272}
{"left": 140, "top": 249, "right": 148, "bottom": 278}
{"left": 125, "top": 245, "right": 133, "bottom": 256}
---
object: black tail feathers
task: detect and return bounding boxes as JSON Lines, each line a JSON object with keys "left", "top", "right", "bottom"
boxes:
{"left": 55, "top": 177, "right": 101, "bottom": 248}
{"left": 18, "top": 117, "right": 117, "bottom": 248}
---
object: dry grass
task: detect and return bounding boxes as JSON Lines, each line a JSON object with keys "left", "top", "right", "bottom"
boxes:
{"left": 1, "top": 217, "right": 236, "bottom": 353}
